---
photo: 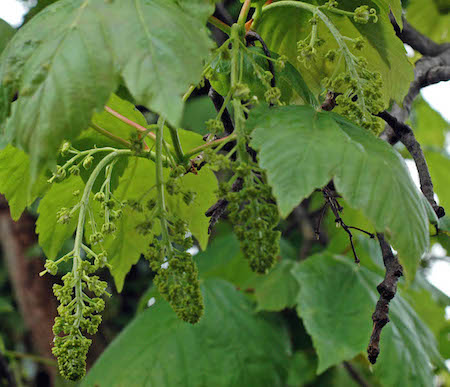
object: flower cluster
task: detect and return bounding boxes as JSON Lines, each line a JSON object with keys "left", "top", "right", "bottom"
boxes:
{"left": 144, "top": 214, "right": 204, "bottom": 324}
{"left": 323, "top": 57, "right": 385, "bottom": 134}
{"left": 225, "top": 165, "right": 281, "bottom": 274}
{"left": 46, "top": 248, "right": 110, "bottom": 381}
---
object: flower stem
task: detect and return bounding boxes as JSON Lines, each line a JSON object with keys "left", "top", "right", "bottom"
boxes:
{"left": 208, "top": 15, "right": 231, "bottom": 35}
{"left": 90, "top": 123, "right": 131, "bottom": 148}
{"left": 72, "top": 149, "right": 131, "bottom": 328}
{"left": 184, "top": 133, "right": 237, "bottom": 159}
{"left": 238, "top": 0, "right": 253, "bottom": 26}
{"left": 156, "top": 118, "right": 173, "bottom": 260}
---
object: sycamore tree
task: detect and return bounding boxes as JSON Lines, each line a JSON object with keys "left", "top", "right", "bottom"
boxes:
{"left": 0, "top": 0, "right": 449, "bottom": 385}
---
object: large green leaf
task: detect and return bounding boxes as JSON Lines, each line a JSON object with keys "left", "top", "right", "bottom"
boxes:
{"left": 255, "top": 0, "right": 413, "bottom": 105}
{"left": 251, "top": 260, "right": 300, "bottom": 312}
{"left": 97, "top": 0, "right": 213, "bottom": 126}
{"left": 249, "top": 105, "right": 429, "bottom": 279}
{"left": 0, "top": 0, "right": 117, "bottom": 173}
{"left": 0, "top": 0, "right": 214, "bottom": 173}
{"left": 0, "top": 145, "right": 48, "bottom": 220}
{"left": 292, "top": 253, "right": 444, "bottom": 386}
{"left": 36, "top": 176, "right": 85, "bottom": 260}
{"left": 195, "top": 233, "right": 257, "bottom": 287}
{"left": 83, "top": 279, "right": 291, "bottom": 387}
{"left": 0, "top": 19, "right": 14, "bottom": 54}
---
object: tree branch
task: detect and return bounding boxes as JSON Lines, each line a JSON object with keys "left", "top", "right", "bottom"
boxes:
{"left": 367, "top": 234, "right": 403, "bottom": 364}
{"left": 377, "top": 111, "right": 445, "bottom": 218}
{"left": 381, "top": 18, "right": 450, "bottom": 144}
{"left": 390, "top": 14, "right": 450, "bottom": 57}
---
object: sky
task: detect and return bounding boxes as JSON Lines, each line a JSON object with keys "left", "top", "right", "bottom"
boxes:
{"left": 0, "top": 1, "right": 449, "bottom": 296}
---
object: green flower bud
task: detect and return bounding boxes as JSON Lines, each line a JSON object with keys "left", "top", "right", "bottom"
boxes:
{"left": 82, "top": 155, "right": 94, "bottom": 169}
{"left": 60, "top": 142, "right": 71, "bottom": 156}
{"left": 101, "top": 222, "right": 116, "bottom": 234}
{"left": 93, "top": 191, "right": 105, "bottom": 202}
{"left": 44, "top": 259, "right": 58, "bottom": 275}
{"left": 354, "top": 6, "right": 377, "bottom": 24}
{"left": 68, "top": 165, "right": 80, "bottom": 176}
{"left": 57, "top": 208, "right": 72, "bottom": 224}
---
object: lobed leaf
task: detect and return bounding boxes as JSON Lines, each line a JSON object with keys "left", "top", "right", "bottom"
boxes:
{"left": 82, "top": 279, "right": 291, "bottom": 387}
{"left": 0, "top": 145, "right": 48, "bottom": 220}
{"left": 292, "top": 253, "right": 444, "bottom": 385}
{"left": 0, "top": 0, "right": 214, "bottom": 174}
{"left": 249, "top": 105, "right": 429, "bottom": 280}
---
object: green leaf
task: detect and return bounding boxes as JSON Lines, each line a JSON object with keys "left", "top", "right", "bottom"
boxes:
{"left": 36, "top": 176, "right": 85, "bottom": 260}
{"left": 181, "top": 96, "right": 217, "bottom": 136}
{"left": 0, "top": 0, "right": 117, "bottom": 173}
{"left": 287, "top": 351, "right": 318, "bottom": 387}
{"left": 195, "top": 233, "right": 257, "bottom": 287}
{"left": 166, "top": 166, "right": 218, "bottom": 250}
{"left": 91, "top": 93, "right": 147, "bottom": 140}
{"left": 408, "top": 97, "right": 449, "bottom": 148}
{"left": 83, "top": 279, "right": 291, "bottom": 387}
{"left": 406, "top": 0, "right": 450, "bottom": 44}
{"left": 255, "top": 0, "right": 413, "bottom": 105}
{"left": 0, "top": 0, "right": 214, "bottom": 173}
{"left": 97, "top": 159, "right": 153, "bottom": 292}
{"left": 103, "top": 207, "right": 149, "bottom": 293}
{"left": 437, "top": 215, "right": 450, "bottom": 251}
{"left": 98, "top": 0, "right": 213, "bottom": 126}
{"left": 0, "top": 19, "right": 14, "bottom": 54}
{"left": 426, "top": 151, "right": 450, "bottom": 213}
{"left": 252, "top": 260, "right": 300, "bottom": 312}
{"left": 292, "top": 253, "right": 444, "bottom": 385}
{"left": 249, "top": 105, "right": 429, "bottom": 280}
{"left": 175, "top": 0, "right": 220, "bottom": 22}
{"left": 0, "top": 145, "right": 48, "bottom": 220}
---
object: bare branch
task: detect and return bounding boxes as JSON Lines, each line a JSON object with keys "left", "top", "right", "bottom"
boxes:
{"left": 377, "top": 111, "right": 445, "bottom": 218}
{"left": 381, "top": 18, "right": 450, "bottom": 144}
{"left": 368, "top": 234, "right": 403, "bottom": 364}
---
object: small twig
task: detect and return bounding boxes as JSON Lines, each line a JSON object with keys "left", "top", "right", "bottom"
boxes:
{"left": 314, "top": 203, "right": 329, "bottom": 239}
{"left": 368, "top": 234, "right": 403, "bottom": 364}
{"left": 205, "top": 178, "right": 243, "bottom": 234}
{"left": 343, "top": 361, "right": 370, "bottom": 387}
{"left": 380, "top": 25, "right": 450, "bottom": 145}
{"left": 347, "top": 226, "right": 375, "bottom": 239}
{"left": 245, "top": 30, "right": 276, "bottom": 89}
{"left": 322, "top": 187, "right": 374, "bottom": 263}
{"left": 377, "top": 110, "right": 445, "bottom": 218}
